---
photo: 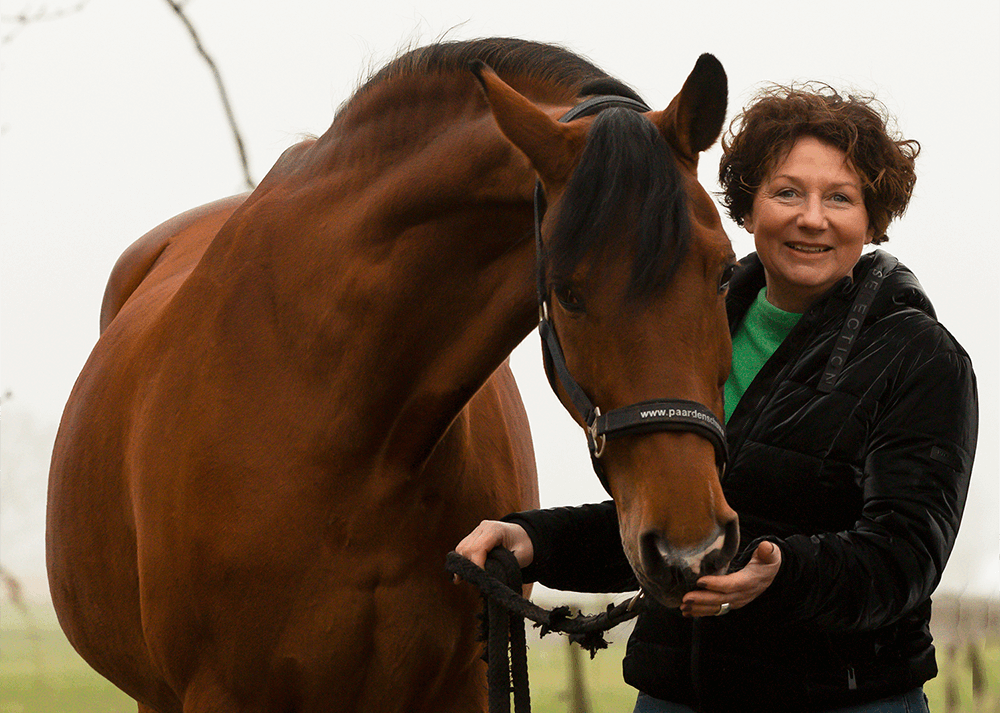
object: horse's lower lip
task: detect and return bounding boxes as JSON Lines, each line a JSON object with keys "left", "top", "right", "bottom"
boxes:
{"left": 635, "top": 570, "right": 696, "bottom": 608}
{"left": 640, "top": 582, "right": 685, "bottom": 608}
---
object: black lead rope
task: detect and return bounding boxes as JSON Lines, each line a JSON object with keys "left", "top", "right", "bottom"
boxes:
{"left": 446, "top": 549, "right": 645, "bottom": 713}
{"left": 483, "top": 549, "right": 529, "bottom": 713}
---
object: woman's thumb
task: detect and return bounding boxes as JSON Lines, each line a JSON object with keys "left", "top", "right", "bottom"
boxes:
{"left": 756, "top": 541, "right": 780, "bottom": 564}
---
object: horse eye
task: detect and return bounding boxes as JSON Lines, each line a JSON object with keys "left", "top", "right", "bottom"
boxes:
{"left": 719, "top": 264, "right": 737, "bottom": 293}
{"left": 554, "top": 285, "right": 585, "bottom": 313}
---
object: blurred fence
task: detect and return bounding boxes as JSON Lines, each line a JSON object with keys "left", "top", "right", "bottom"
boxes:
{"left": 932, "top": 592, "right": 1000, "bottom": 644}
{"left": 930, "top": 593, "right": 1000, "bottom": 713}
{"left": 529, "top": 590, "right": 1000, "bottom": 713}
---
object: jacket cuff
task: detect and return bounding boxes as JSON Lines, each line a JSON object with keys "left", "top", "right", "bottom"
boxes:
{"left": 501, "top": 512, "right": 544, "bottom": 583}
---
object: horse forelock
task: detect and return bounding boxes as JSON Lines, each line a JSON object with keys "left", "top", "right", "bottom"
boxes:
{"left": 547, "top": 108, "right": 691, "bottom": 299}
{"left": 343, "top": 38, "right": 641, "bottom": 114}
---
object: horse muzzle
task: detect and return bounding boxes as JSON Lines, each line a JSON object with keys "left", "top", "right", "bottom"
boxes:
{"left": 631, "top": 516, "right": 739, "bottom": 607}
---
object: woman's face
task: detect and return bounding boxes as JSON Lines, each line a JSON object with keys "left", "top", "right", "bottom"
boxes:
{"left": 744, "top": 135, "right": 874, "bottom": 313}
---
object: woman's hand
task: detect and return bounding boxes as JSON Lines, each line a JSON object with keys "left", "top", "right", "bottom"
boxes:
{"left": 680, "top": 541, "right": 781, "bottom": 617}
{"left": 455, "top": 520, "right": 534, "bottom": 574}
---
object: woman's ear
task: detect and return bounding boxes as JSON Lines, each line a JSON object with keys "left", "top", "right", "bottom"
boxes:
{"left": 743, "top": 213, "right": 755, "bottom": 234}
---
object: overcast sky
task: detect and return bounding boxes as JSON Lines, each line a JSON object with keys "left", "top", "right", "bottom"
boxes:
{"left": 2, "top": 0, "right": 997, "bottom": 598}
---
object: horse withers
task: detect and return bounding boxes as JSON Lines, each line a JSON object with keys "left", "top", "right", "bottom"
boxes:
{"left": 47, "top": 39, "right": 735, "bottom": 712}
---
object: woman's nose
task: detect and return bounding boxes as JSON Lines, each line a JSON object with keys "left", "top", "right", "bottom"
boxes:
{"left": 797, "top": 195, "right": 828, "bottom": 230}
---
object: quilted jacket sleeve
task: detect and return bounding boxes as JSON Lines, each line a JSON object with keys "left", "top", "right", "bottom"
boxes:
{"left": 754, "top": 346, "right": 978, "bottom": 631}
{"left": 504, "top": 500, "right": 639, "bottom": 593}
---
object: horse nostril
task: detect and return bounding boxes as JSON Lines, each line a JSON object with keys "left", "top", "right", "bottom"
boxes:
{"left": 701, "top": 518, "right": 741, "bottom": 576}
{"left": 638, "top": 530, "right": 701, "bottom": 596}
{"left": 639, "top": 531, "right": 667, "bottom": 575}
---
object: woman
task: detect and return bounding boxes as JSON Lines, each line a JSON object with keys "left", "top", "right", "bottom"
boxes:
{"left": 457, "top": 84, "right": 978, "bottom": 712}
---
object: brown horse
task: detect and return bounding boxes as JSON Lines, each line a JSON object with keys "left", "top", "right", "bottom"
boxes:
{"left": 47, "top": 38, "right": 736, "bottom": 712}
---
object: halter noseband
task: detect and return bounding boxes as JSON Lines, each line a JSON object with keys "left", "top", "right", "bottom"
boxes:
{"left": 535, "top": 95, "right": 728, "bottom": 495}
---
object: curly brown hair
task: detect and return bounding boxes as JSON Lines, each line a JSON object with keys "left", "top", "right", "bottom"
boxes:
{"left": 718, "top": 83, "right": 920, "bottom": 243}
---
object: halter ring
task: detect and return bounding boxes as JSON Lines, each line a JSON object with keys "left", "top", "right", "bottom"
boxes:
{"left": 588, "top": 407, "right": 607, "bottom": 458}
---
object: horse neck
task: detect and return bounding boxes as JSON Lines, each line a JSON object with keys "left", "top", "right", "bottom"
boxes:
{"left": 205, "top": 75, "right": 544, "bottom": 469}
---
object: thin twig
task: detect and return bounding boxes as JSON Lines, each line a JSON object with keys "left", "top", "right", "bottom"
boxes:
{"left": 1, "top": 1, "right": 91, "bottom": 45}
{"left": 161, "top": 0, "right": 256, "bottom": 189}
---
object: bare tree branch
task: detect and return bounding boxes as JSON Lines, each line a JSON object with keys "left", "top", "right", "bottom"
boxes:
{"left": 161, "top": 0, "right": 256, "bottom": 190}
{"left": 1, "top": 1, "right": 90, "bottom": 44}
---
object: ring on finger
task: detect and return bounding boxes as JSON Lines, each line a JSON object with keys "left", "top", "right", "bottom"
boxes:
{"left": 716, "top": 602, "right": 731, "bottom": 616}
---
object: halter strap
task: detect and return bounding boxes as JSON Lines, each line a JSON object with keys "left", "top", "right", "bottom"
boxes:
{"left": 534, "top": 95, "right": 728, "bottom": 494}
{"left": 540, "top": 310, "right": 727, "bottom": 466}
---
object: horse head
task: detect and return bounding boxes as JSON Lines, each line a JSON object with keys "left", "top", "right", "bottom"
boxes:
{"left": 475, "top": 55, "right": 739, "bottom": 606}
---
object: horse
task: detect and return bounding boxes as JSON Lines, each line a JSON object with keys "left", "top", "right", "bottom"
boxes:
{"left": 47, "top": 38, "right": 737, "bottom": 712}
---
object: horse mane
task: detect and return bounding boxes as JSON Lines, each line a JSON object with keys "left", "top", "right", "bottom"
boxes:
{"left": 547, "top": 107, "right": 690, "bottom": 299}
{"left": 349, "top": 37, "right": 644, "bottom": 108}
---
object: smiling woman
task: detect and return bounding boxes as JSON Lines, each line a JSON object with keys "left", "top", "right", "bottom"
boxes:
{"left": 720, "top": 85, "right": 918, "bottom": 314}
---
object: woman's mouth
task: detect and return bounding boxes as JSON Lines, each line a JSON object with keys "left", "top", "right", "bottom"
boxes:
{"left": 786, "top": 243, "right": 831, "bottom": 253}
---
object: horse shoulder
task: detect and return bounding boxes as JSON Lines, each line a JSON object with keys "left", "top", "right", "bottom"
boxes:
{"left": 433, "top": 360, "right": 539, "bottom": 516}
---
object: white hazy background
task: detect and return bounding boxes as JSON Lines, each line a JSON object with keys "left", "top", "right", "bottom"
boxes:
{"left": 2, "top": 0, "right": 997, "bottom": 603}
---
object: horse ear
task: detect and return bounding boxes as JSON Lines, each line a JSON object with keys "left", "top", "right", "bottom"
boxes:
{"left": 470, "top": 60, "right": 580, "bottom": 186}
{"left": 656, "top": 54, "right": 728, "bottom": 164}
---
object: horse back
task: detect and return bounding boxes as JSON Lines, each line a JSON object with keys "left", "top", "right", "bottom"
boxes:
{"left": 99, "top": 193, "right": 250, "bottom": 332}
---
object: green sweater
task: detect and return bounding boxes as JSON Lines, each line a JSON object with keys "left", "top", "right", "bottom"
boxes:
{"left": 724, "top": 288, "right": 802, "bottom": 423}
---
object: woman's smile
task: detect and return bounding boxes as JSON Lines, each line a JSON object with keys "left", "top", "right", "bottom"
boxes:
{"left": 785, "top": 242, "right": 831, "bottom": 253}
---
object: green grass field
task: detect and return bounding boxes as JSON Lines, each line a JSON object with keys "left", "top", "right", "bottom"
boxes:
{"left": 2, "top": 603, "right": 995, "bottom": 712}
{"left": 1, "top": 605, "right": 134, "bottom": 713}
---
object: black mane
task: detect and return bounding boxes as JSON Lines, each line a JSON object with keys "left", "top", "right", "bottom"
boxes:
{"left": 354, "top": 37, "right": 643, "bottom": 105}
{"left": 547, "top": 108, "right": 690, "bottom": 299}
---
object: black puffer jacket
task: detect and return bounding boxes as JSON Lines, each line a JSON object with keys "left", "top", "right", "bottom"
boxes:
{"left": 508, "top": 250, "right": 977, "bottom": 711}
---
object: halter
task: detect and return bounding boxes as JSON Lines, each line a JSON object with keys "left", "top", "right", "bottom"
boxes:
{"left": 535, "top": 95, "right": 728, "bottom": 495}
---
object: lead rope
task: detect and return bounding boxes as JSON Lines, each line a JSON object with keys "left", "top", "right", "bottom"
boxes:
{"left": 446, "top": 549, "right": 646, "bottom": 713}
{"left": 484, "top": 549, "right": 529, "bottom": 713}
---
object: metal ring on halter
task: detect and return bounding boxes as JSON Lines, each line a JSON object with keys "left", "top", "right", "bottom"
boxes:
{"left": 588, "top": 407, "right": 607, "bottom": 458}
{"left": 592, "top": 433, "right": 607, "bottom": 459}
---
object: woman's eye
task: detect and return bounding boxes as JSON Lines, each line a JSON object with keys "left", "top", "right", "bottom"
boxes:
{"left": 555, "top": 286, "right": 584, "bottom": 312}
{"left": 719, "top": 264, "right": 737, "bottom": 293}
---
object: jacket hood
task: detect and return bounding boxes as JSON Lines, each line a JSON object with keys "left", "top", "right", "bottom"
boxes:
{"left": 864, "top": 250, "right": 936, "bottom": 320}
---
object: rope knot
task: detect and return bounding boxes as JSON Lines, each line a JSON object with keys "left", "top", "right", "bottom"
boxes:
{"left": 445, "top": 549, "right": 646, "bottom": 712}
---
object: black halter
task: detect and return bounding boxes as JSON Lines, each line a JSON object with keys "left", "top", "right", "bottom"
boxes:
{"left": 535, "top": 95, "right": 728, "bottom": 495}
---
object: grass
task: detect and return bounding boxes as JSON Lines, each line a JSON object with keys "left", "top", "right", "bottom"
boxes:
{"left": 0, "top": 605, "right": 134, "bottom": 713}
{"left": 2, "top": 602, "right": 996, "bottom": 712}
{"left": 526, "top": 627, "right": 638, "bottom": 711}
